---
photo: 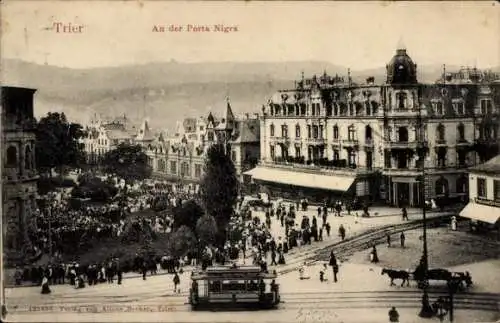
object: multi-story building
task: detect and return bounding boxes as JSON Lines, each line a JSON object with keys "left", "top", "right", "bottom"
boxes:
{"left": 1, "top": 86, "right": 38, "bottom": 260}
{"left": 82, "top": 115, "right": 138, "bottom": 164}
{"left": 146, "top": 99, "right": 260, "bottom": 184}
{"left": 246, "top": 47, "right": 500, "bottom": 206}
{"left": 459, "top": 155, "right": 500, "bottom": 231}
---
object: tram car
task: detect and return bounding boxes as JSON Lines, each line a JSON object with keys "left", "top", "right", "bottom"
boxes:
{"left": 189, "top": 264, "right": 280, "bottom": 310}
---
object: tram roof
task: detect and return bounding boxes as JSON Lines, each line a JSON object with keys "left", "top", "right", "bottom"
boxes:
{"left": 191, "top": 265, "right": 277, "bottom": 280}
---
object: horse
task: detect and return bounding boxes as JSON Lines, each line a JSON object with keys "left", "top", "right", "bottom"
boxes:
{"left": 381, "top": 268, "right": 410, "bottom": 287}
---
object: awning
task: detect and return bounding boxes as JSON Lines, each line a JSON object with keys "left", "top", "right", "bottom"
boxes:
{"left": 243, "top": 167, "right": 355, "bottom": 192}
{"left": 459, "top": 203, "right": 500, "bottom": 224}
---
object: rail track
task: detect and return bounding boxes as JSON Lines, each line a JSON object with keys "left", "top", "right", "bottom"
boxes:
{"left": 277, "top": 215, "right": 451, "bottom": 275}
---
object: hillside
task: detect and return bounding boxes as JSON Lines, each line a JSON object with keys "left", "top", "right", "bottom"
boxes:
{"left": 3, "top": 59, "right": 493, "bottom": 131}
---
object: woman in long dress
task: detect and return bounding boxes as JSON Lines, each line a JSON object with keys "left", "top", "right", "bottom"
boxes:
{"left": 41, "top": 276, "right": 51, "bottom": 294}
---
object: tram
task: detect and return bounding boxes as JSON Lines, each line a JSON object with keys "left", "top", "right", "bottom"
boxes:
{"left": 189, "top": 264, "right": 280, "bottom": 310}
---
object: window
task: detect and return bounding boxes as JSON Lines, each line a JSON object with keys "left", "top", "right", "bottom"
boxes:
{"left": 231, "top": 150, "right": 237, "bottom": 162}
{"left": 270, "top": 145, "right": 275, "bottom": 160}
{"left": 281, "top": 125, "right": 288, "bottom": 138}
{"left": 436, "top": 101, "right": 444, "bottom": 115}
{"left": 365, "top": 125, "right": 373, "bottom": 141}
{"left": 170, "top": 161, "right": 177, "bottom": 174}
{"left": 6, "top": 146, "right": 17, "bottom": 167}
{"left": 295, "top": 146, "right": 301, "bottom": 158}
{"left": 480, "top": 99, "right": 492, "bottom": 114}
{"left": 456, "top": 101, "right": 465, "bottom": 115}
{"left": 494, "top": 180, "right": 500, "bottom": 201}
{"left": 457, "top": 149, "right": 467, "bottom": 167}
{"left": 397, "top": 92, "right": 407, "bottom": 110}
{"left": 366, "top": 151, "right": 373, "bottom": 170}
{"left": 437, "top": 124, "right": 445, "bottom": 142}
{"left": 195, "top": 164, "right": 202, "bottom": 178}
{"left": 270, "top": 124, "right": 275, "bottom": 137}
{"left": 333, "top": 149, "right": 340, "bottom": 160}
{"left": 295, "top": 125, "right": 301, "bottom": 138}
{"left": 456, "top": 176, "right": 467, "bottom": 194}
{"left": 307, "top": 125, "right": 311, "bottom": 138}
{"left": 348, "top": 125, "right": 356, "bottom": 141}
{"left": 435, "top": 177, "right": 449, "bottom": 196}
{"left": 436, "top": 147, "right": 447, "bottom": 167}
{"left": 333, "top": 125, "right": 339, "bottom": 139}
{"left": 319, "top": 125, "right": 324, "bottom": 139}
{"left": 312, "top": 125, "right": 319, "bottom": 139}
{"left": 457, "top": 123, "right": 465, "bottom": 141}
{"left": 477, "top": 178, "right": 487, "bottom": 198}
{"left": 348, "top": 150, "right": 356, "bottom": 167}
{"left": 207, "top": 132, "right": 214, "bottom": 141}
{"left": 25, "top": 146, "right": 32, "bottom": 170}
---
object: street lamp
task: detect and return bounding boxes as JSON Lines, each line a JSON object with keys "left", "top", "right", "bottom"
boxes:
{"left": 417, "top": 102, "right": 434, "bottom": 318}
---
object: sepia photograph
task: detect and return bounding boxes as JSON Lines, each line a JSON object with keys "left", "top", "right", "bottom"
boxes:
{"left": 0, "top": 1, "right": 499, "bottom": 322}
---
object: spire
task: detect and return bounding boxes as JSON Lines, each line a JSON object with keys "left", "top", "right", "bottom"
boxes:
{"left": 225, "top": 96, "right": 235, "bottom": 124}
{"left": 397, "top": 36, "right": 406, "bottom": 50}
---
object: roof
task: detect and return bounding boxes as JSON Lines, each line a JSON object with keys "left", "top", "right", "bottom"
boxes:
{"left": 231, "top": 120, "right": 260, "bottom": 144}
{"left": 135, "top": 119, "right": 154, "bottom": 141}
{"left": 215, "top": 98, "right": 235, "bottom": 130}
{"left": 469, "top": 155, "right": 500, "bottom": 175}
{"left": 106, "top": 129, "right": 131, "bottom": 140}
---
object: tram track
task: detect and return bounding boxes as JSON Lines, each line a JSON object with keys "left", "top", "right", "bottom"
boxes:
{"left": 277, "top": 214, "right": 451, "bottom": 275}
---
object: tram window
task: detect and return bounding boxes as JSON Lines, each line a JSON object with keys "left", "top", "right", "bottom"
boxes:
{"left": 208, "top": 281, "right": 221, "bottom": 292}
{"left": 221, "top": 280, "right": 246, "bottom": 291}
{"left": 247, "top": 280, "right": 258, "bottom": 291}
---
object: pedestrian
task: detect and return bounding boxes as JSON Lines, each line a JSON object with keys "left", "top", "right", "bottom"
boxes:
{"left": 388, "top": 306, "right": 400, "bottom": 322}
{"left": 142, "top": 261, "right": 147, "bottom": 280}
{"left": 271, "top": 250, "right": 277, "bottom": 266}
{"left": 319, "top": 264, "right": 327, "bottom": 282}
{"left": 387, "top": 233, "right": 391, "bottom": 248}
{"left": 333, "top": 263, "right": 339, "bottom": 282}
{"left": 339, "top": 224, "right": 346, "bottom": 241}
{"left": 402, "top": 207, "right": 408, "bottom": 221}
{"left": 370, "top": 245, "right": 379, "bottom": 263}
{"left": 41, "top": 276, "right": 51, "bottom": 294}
{"left": 173, "top": 272, "right": 180, "bottom": 293}
{"left": 325, "top": 222, "right": 331, "bottom": 237}
{"left": 400, "top": 232, "right": 405, "bottom": 248}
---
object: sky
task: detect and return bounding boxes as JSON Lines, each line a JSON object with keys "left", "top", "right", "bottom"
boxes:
{"left": 1, "top": 1, "right": 499, "bottom": 70}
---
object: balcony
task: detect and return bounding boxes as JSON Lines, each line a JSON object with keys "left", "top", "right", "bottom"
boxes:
{"left": 305, "top": 137, "right": 326, "bottom": 145}
{"left": 383, "top": 140, "right": 419, "bottom": 149}
{"left": 435, "top": 139, "right": 447, "bottom": 146}
{"left": 269, "top": 136, "right": 290, "bottom": 145}
{"left": 456, "top": 139, "right": 472, "bottom": 147}
{"left": 261, "top": 159, "right": 375, "bottom": 176}
{"left": 331, "top": 138, "right": 341, "bottom": 146}
{"left": 386, "top": 109, "right": 424, "bottom": 118}
{"left": 342, "top": 139, "right": 359, "bottom": 146}
{"left": 382, "top": 167, "right": 422, "bottom": 177}
{"left": 475, "top": 197, "right": 500, "bottom": 208}
{"left": 364, "top": 138, "right": 375, "bottom": 147}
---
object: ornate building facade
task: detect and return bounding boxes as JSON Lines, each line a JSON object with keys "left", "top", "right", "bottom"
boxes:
{"left": 145, "top": 99, "right": 260, "bottom": 184}
{"left": 82, "top": 115, "right": 140, "bottom": 164}
{"left": 1, "top": 86, "right": 38, "bottom": 259}
{"left": 246, "top": 48, "right": 500, "bottom": 206}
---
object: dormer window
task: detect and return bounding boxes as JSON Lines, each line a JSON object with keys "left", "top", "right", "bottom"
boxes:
{"left": 453, "top": 99, "right": 465, "bottom": 115}
{"left": 432, "top": 100, "right": 444, "bottom": 115}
